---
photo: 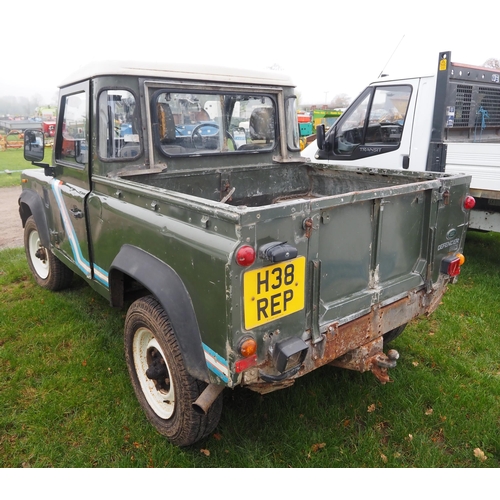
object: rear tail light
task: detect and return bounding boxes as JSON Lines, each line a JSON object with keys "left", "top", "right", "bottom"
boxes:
{"left": 236, "top": 245, "right": 256, "bottom": 267}
{"left": 440, "top": 255, "right": 462, "bottom": 277}
{"left": 235, "top": 355, "right": 257, "bottom": 373}
{"left": 464, "top": 195, "right": 476, "bottom": 210}
{"left": 235, "top": 337, "right": 258, "bottom": 373}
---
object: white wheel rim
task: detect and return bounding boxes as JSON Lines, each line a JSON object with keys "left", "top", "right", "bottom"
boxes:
{"left": 28, "top": 229, "right": 49, "bottom": 279}
{"left": 133, "top": 327, "right": 175, "bottom": 419}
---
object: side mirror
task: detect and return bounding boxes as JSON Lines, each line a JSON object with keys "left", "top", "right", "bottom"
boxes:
{"left": 24, "top": 130, "right": 45, "bottom": 162}
{"left": 316, "top": 124, "right": 325, "bottom": 150}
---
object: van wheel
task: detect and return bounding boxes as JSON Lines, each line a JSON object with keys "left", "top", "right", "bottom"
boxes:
{"left": 24, "top": 216, "right": 73, "bottom": 291}
{"left": 124, "top": 295, "right": 223, "bottom": 447}
{"left": 383, "top": 324, "right": 407, "bottom": 345}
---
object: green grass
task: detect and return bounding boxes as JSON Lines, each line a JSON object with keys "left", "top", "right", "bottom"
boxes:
{"left": 0, "top": 232, "right": 499, "bottom": 468}
{"left": 0, "top": 148, "right": 42, "bottom": 188}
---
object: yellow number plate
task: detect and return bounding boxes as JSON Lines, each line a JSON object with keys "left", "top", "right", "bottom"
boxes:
{"left": 243, "top": 256, "right": 305, "bottom": 329}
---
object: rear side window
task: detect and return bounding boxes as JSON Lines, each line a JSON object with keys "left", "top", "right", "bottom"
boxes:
{"left": 98, "top": 90, "right": 141, "bottom": 160}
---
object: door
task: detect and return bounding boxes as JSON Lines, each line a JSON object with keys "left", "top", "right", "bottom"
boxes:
{"left": 51, "top": 82, "right": 92, "bottom": 279}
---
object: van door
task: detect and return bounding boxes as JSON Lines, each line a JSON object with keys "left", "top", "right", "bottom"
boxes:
{"left": 317, "top": 79, "right": 421, "bottom": 170}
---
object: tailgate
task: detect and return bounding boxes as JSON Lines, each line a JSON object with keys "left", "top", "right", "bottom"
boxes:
{"left": 237, "top": 169, "right": 470, "bottom": 344}
{"left": 307, "top": 179, "right": 449, "bottom": 333}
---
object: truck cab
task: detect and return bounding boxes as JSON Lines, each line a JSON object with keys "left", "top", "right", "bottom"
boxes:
{"left": 304, "top": 51, "right": 500, "bottom": 231}
{"left": 305, "top": 75, "right": 437, "bottom": 171}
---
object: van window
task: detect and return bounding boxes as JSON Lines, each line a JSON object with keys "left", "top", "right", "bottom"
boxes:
{"left": 335, "top": 86, "right": 411, "bottom": 155}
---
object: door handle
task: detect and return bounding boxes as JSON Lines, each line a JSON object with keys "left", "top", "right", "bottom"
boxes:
{"left": 402, "top": 155, "right": 410, "bottom": 169}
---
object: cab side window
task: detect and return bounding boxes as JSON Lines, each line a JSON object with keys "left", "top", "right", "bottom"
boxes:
{"left": 335, "top": 93, "right": 370, "bottom": 154}
{"left": 98, "top": 90, "right": 140, "bottom": 160}
{"left": 56, "top": 92, "right": 88, "bottom": 166}
{"left": 334, "top": 85, "right": 411, "bottom": 155}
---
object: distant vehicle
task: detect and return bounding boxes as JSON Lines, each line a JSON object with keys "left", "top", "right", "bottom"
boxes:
{"left": 42, "top": 121, "right": 56, "bottom": 137}
{"left": 303, "top": 51, "right": 500, "bottom": 232}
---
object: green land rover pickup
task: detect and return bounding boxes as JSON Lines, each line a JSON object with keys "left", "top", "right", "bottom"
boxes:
{"left": 19, "top": 61, "right": 474, "bottom": 446}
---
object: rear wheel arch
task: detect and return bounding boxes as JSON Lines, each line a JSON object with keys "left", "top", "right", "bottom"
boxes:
{"left": 109, "top": 244, "right": 210, "bottom": 383}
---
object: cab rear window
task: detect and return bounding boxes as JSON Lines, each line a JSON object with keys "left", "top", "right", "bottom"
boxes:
{"left": 152, "top": 91, "right": 276, "bottom": 156}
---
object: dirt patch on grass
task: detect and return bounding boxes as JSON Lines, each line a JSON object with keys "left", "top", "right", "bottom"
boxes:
{"left": 0, "top": 186, "right": 23, "bottom": 250}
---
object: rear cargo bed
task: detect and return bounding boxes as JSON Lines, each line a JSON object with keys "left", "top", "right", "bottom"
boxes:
{"left": 122, "top": 163, "right": 450, "bottom": 207}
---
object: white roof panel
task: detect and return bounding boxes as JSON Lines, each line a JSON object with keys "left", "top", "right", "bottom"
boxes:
{"left": 59, "top": 60, "right": 294, "bottom": 88}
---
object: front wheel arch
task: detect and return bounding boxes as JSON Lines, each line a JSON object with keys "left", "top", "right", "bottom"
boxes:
{"left": 19, "top": 189, "right": 51, "bottom": 248}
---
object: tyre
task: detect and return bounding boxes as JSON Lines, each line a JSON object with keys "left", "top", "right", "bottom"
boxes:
{"left": 383, "top": 324, "right": 407, "bottom": 345}
{"left": 24, "top": 216, "right": 73, "bottom": 291}
{"left": 124, "top": 295, "right": 223, "bottom": 447}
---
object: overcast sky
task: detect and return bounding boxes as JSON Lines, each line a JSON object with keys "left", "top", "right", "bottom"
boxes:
{"left": 2, "top": 0, "right": 499, "bottom": 107}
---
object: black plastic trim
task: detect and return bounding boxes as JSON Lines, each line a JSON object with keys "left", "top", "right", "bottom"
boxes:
{"left": 109, "top": 244, "right": 210, "bottom": 383}
{"left": 19, "top": 189, "right": 50, "bottom": 248}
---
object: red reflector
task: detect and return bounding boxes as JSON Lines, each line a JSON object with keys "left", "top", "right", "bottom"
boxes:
{"left": 236, "top": 245, "right": 256, "bottom": 267}
{"left": 447, "top": 257, "right": 461, "bottom": 277}
{"left": 440, "top": 255, "right": 462, "bottom": 277}
{"left": 235, "top": 354, "right": 257, "bottom": 373}
{"left": 464, "top": 195, "right": 476, "bottom": 210}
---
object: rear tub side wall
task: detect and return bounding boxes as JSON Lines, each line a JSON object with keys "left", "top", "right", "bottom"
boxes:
{"left": 87, "top": 177, "right": 238, "bottom": 364}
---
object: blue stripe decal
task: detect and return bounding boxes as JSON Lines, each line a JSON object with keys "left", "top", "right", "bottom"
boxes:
{"left": 51, "top": 180, "right": 109, "bottom": 287}
{"left": 203, "top": 343, "right": 229, "bottom": 383}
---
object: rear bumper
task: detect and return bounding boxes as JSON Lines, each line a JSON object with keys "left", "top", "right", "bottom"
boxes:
{"left": 242, "top": 277, "right": 449, "bottom": 393}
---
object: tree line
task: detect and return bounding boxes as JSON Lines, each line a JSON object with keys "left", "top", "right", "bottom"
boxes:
{"left": 0, "top": 94, "right": 52, "bottom": 117}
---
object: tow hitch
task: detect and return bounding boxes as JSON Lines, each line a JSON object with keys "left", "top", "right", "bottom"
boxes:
{"left": 330, "top": 338, "right": 400, "bottom": 384}
{"left": 369, "top": 349, "right": 400, "bottom": 384}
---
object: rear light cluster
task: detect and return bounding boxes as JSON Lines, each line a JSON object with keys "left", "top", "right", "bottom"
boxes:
{"left": 235, "top": 336, "right": 257, "bottom": 373}
{"left": 441, "top": 253, "right": 465, "bottom": 277}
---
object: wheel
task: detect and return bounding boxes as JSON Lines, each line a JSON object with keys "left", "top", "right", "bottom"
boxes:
{"left": 124, "top": 295, "right": 223, "bottom": 447}
{"left": 383, "top": 324, "right": 407, "bottom": 345}
{"left": 24, "top": 216, "right": 73, "bottom": 291}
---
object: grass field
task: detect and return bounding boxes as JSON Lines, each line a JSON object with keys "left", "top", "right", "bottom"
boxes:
{"left": 0, "top": 148, "right": 41, "bottom": 188}
{"left": 0, "top": 230, "right": 499, "bottom": 469}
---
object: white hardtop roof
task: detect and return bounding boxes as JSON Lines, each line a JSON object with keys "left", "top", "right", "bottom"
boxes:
{"left": 59, "top": 60, "right": 295, "bottom": 88}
